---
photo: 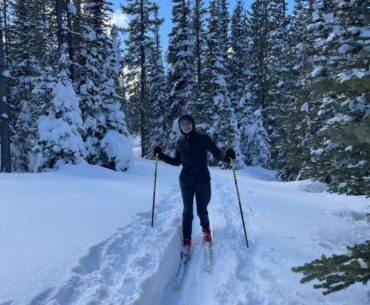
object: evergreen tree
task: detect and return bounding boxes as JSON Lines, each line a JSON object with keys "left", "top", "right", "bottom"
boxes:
{"left": 293, "top": 240, "right": 370, "bottom": 295}
{"left": 32, "top": 50, "right": 85, "bottom": 172}
{"left": 146, "top": 4, "right": 167, "bottom": 157}
{"left": 247, "top": 0, "right": 269, "bottom": 114}
{"left": 78, "top": 0, "right": 131, "bottom": 170}
{"left": 0, "top": 0, "right": 11, "bottom": 172}
{"left": 201, "top": 0, "right": 243, "bottom": 167}
{"left": 265, "top": 0, "right": 291, "bottom": 167}
{"left": 229, "top": 0, "right": 250, "bottom": 121}
{"left": 299, "top": 0, "right": 370, "bottom": 195}
{"left": 31, "top": 0, "right": 85, "bottom": 171}
{"left": 242, "top": 0, "right": 271, "bottom": 167}
{"left": 167, "top": 0, "right": 195, "bottom": 124}
{"left": 277, "top": 0, "right": 314, "bottom": 180}
{"left": 122, "top": 0, "right": 157, "bottom": 156}
{"left": 191, "top": 0, "right": 207, "bottom": 89}
{"left": 241, "top": 106, "right": 271, "bottom": 166}
{"left": 8, "top": 0, "right": 51, "bottom": 171}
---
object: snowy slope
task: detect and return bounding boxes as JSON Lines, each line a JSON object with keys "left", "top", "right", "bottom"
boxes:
{"left": 1, "top": 157, "right": 369, "bottom": 305}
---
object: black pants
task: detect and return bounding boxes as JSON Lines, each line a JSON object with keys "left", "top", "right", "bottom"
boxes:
{"left": 180, "top": 178, "right": 211, "bottom": 241}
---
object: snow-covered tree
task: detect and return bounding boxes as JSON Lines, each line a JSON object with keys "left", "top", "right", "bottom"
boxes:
{"left": 8, "top": 0, "right": 51, "bottom": 171}
{"left": 167, "top": 0, "right": 195, "bottom": 123}
{"left": 146, "top": 4, "right": 167, "bottom": 158}
{"left": 0, "top": 0, "right": 11, "bottom": 172}
{"left": 32, "top": 62, "right": 85, "bottom": 172}
{"left": 78, "top": 0, "right": 132, "bottom": 170}
{"left": 122, "top": 0, "right": 157, "bottom": 156}
{"left": 241, "top": 107, "right": 271, "bottom": 166}
{"left": 201, "top": 0, "right": 243, "bottom": 168}
{"left": 265, "top": 0, "right": 291, "bottom": 167}
{"left": 229, "top": 0, "right": 250, "bottom": 121}
{"left": 241, "top": 0, "right": 271, "bottom": 167}
{"left": 277, "top": 0, "right": 314, "bottom": 180}
{"left": 299, "top": 0, "right": 370, "bottom": 195}
{"left": 31, "top": 1, "right": 85, "bottom": 172}
{"left": 191, "top": 0, "right": 207, "bottom": 90}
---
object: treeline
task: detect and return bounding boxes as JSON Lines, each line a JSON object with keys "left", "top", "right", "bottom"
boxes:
{"left": 0, "top": 0, "right": 132, "bottom": 173}
{"left": 0, "top": 0, "right": 369, "bottom": 196}
{"left": 123, "top": 0, "right": 369, "bottom": 196}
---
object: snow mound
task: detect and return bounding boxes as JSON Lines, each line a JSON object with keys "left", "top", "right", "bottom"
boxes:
{"left": 298, "top": 180, "right": 328, "bottom": 193}
{"left": 239, "top": 166, "right": 277, "bottom": 181}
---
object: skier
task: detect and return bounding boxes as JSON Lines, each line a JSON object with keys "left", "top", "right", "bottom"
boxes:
{"left": 154, "top": 114, "right": 235, "bottom": 256}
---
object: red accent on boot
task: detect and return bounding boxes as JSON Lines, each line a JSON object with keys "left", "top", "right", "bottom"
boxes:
{"left": 202, "top": 227, "right": 212, "bottom": 243}
{"left": 181, "top": 239, "right": 192, "bottom": 256}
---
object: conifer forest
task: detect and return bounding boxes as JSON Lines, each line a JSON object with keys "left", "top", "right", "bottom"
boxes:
{"left": 0, "top": 0, "right": 369, "bottom": 197}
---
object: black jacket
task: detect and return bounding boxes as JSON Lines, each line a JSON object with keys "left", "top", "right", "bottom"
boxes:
{"left": 161, "top": 130, "right": 226, "bottom": 183}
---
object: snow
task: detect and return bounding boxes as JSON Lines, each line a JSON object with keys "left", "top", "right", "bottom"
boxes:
{"left": 337, "top": 68, "right": 368, "bottom": 82}
{"left": 2, "top": 70, "right": 10, "bottom": 77}
{"left": 311, "top": 66, "right": 323, "bottom": 77}
{"left": 100, "top": 130, "right": 134, "bottom": 171}
{"left": 360, "top": 28, "right": 370, "bottom": 38}
{"left": 0, "top": 153, "right": 369, "bottom": 304}
{"left": 109, "top": 10, "right": 129, "bottom": 29}
{"left": 301, "top": 102, "right": 309, "bottom": 112}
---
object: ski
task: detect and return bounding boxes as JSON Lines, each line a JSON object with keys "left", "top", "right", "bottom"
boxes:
{"left": 173, "top": 253, "right": 191, "bottom": 289}
{"left": 204, "top": 241, "right": 213, "bottom": 272}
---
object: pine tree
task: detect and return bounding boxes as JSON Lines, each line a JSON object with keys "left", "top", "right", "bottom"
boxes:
{"left": 201, "top": 0, "right": 243, "bottom": 167}
{"left": 299, "top": 0, "right": 370, "bottom": 195}
{"left": 146, "top": 4, "right": 167, "bottom": 158}
{"left": 229, "top": 0, "right": 250, "bottom": 121}
{"left": 31, "top": 0, "right": 85, "bottom": 172}
{"left": 8, "top": 0, "right": 51, "bottom": 171}
{"left": 185, "top": 0, "right": 207, "bottom": 118}
{"left": 265, "top": 0, "right": 291, "bottom": 168}
{"left": 78, "top": 0, "right": 131, "bottom": 170}
{"left": 0, "top": 0, "right": 11, "bottom": 172}
{"left": 241, "top": 106, "right": 271, "bottom": 166}
{"left": 277, "top": 0, "right": 314, "bottom": 180}
{"left": 167, "top": 0, "right": 195, "bottom": 124}
{"left": 247, "top": 0, "right": 269, "bottom": 114}
{"left": 122, "top": 0, "right": 157, "bottom": 156}
{"left": 293, "top": 240, "right": 370, "bottom": 295}
{"left": 32, "top": 50, "right": 85, "bottom": 171}
{"left": 242, "top": 0, "right": 271, "bottom": 167}
{"left": 192, "top": 0, "right": 207, "bottom": 89}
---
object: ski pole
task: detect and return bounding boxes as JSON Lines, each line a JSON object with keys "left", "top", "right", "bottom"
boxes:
{"left": 230, "top": 158, "right": 250, "bottom": 248}
{"left": 151, "top": 153, "right": 159, "bottom": 227}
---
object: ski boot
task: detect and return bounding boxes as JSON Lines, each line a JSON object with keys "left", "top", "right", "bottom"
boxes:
{"left": 181, "top": 239, "right": 192, "bottom": 257}
{"left": 202, "top": 227, "right": 212, "bottom": 244}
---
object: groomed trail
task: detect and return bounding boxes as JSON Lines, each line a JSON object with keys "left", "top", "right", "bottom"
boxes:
{"left": 26, "top": 161, "right": 369, "bottom": 305}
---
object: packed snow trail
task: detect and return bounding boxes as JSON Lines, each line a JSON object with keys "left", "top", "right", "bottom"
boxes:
{"left": 2, "top": 159, "right": 369, "bottom": 305}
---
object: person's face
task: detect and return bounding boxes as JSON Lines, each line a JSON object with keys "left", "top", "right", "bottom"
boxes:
{"left": 180, "top": 120, "right": 193, "bottom": 134}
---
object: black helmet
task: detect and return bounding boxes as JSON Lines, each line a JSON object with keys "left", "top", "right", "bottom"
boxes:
{"left": 178, "top": 114, "right": 195, "bottom": 129}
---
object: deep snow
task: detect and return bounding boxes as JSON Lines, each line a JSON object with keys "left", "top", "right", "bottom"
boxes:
{"left": 0, "top": 153, "right": 369, "bottom": 305}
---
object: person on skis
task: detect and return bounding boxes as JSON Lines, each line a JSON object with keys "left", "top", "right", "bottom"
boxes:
{"left": 154, "top": 114, "right": 236, "bottom": 256}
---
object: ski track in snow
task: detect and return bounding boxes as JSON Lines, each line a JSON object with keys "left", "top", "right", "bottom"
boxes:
{"left": 27, "top": 185, "right": 183, "bottom": 305}
{"left": 23, "top": 170, "right": 369, "bottom": 305}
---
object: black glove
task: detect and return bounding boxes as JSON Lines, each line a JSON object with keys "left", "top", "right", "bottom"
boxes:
{"left": 154, "top": 146, "right": 162, "bottom": 158}
{"left": 224, "top": 148, "right": 236, "bottom": 162}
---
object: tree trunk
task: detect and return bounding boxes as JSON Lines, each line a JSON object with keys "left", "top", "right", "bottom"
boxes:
{"left": 140, "top": 0, "right": 147, "bottom": 157}
{"left": 66, "top": 0, "right": 75, "bottom": 80}
{"left": 194, "top": 0, "right": 202, "bottom": 86}
{"left": 56, "top": 0, "right": 63, "bottom": 52}
{"left": 0, "top": 1, "right": 11, "bottom": 172}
